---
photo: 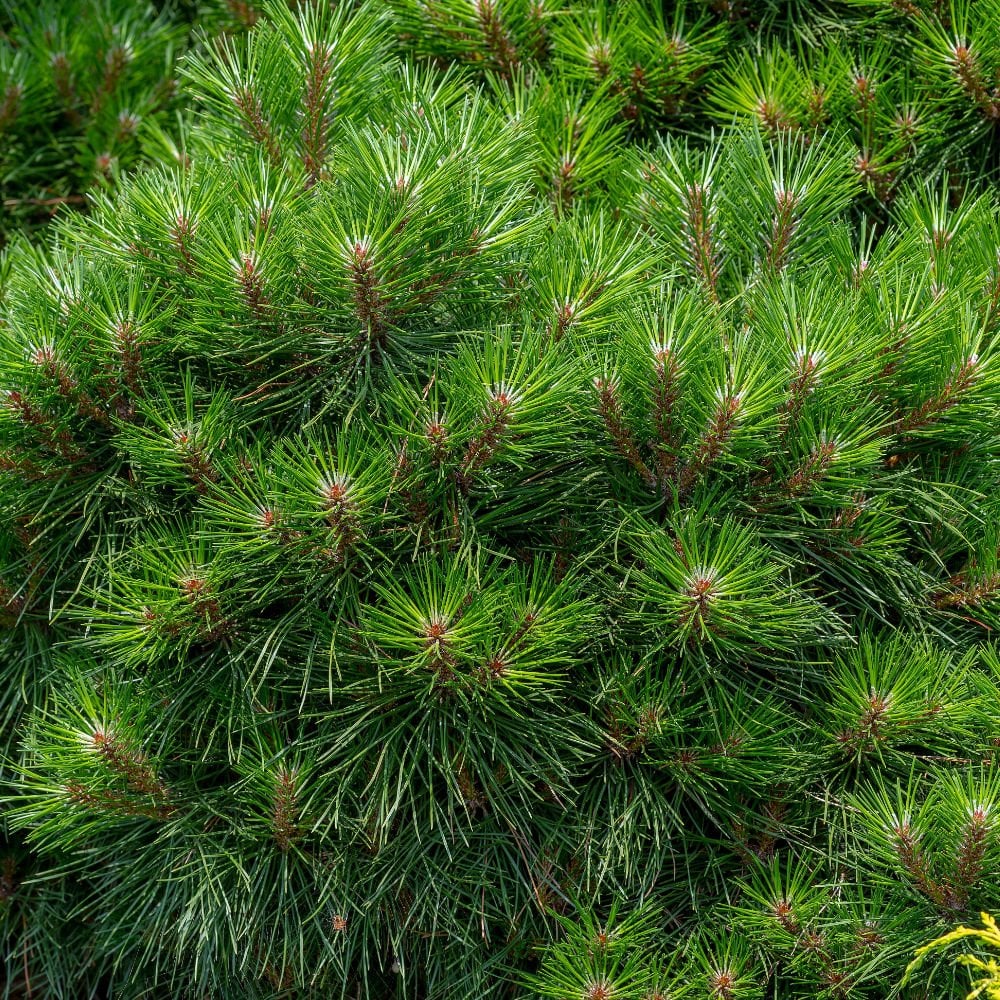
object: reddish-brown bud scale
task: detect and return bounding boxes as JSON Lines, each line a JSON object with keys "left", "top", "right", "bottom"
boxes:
{"left": 766, "top": 190, "right": 799, "bottom": 273}
{"left": 475, "top": 0, "right": 519, "bottom": 81}
{"left": 231, "top": 86, "right": 282, "bottom": 166}
{"left": 301, "top": 41, "right": 334, "bottom": 187}
{"left": 683, "top": 183, "right": 721, "bottom": 300}
{"left": 595, "top": 377, "right": 657, "bottom": 488}
{"left": 347, "top": 240, "right": 389, "bottom": 347}
{"left": 896, "top": 356, "right": 980, "bottom": 433}
{"left": 272, "top": 768, "right": 303, "bottom": 852}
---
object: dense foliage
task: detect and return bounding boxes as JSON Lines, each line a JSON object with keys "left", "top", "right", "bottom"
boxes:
{"left": 0, "top": 0, "right": 267, "bottom": 249}
{"left": 3, "top": 1, "right": 1000, "bottom": 998}
{"left": 0, "top": 0, "right": 191, "bottom": 245}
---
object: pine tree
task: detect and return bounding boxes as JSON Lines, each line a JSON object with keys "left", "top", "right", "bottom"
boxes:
{"left": 3, "top": 1, "right": 1000, "bottom": 998}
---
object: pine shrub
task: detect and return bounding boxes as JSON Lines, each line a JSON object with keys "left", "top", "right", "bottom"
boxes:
{"left": 2, "top": 1, "right": 1000, "bottom": 998}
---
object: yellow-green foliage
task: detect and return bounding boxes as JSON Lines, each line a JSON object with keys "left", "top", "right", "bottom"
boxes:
{"left": 907, "top": 913, "right": 1000, "bottom": 1000}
